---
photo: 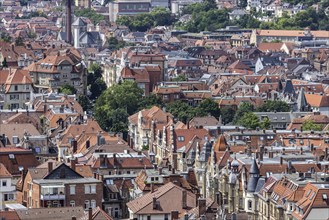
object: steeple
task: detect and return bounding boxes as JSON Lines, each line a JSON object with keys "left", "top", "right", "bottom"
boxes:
{"left": 247, "top": 158, "right": 260, "bottom": 193}
{"left": 296, "top": 87, "right": 307, "bottom": 112}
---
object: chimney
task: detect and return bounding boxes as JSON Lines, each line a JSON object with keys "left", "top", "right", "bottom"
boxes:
{"left": 168, "top": 164, "right": 172, "bottom": 171}
{"left": 71, "top": 140, "right": 77, "bottom": 154}
{"left": 150, "top": 183, "right": 154, "bottom": 193}
{"left": 171, "top": 210, "right": 179, "bottom": 220}
{"left": 269, "top": 151, "right": 273, "bottom": 158}
{"left": 259, "top": 146, "right": 264, "bottom": 161}
{"left": 158, "top": 167, "right": 162, "bottom": 175}
{"left": 88, "top": 207, "right": 92, "bottom": 220}
{"left": 48, "top": 161, "right": 53, "bottom": 173}
{"left": 172, "top": 153, "right": 178, "bottom": 171}
{"left": 70, "top": 158, "right": 76, "bottom": 171}
{"left": 153, "top": 197, "right": 157, "bottom": 209}
{"left": 198, "top": 198, "right": 207, "bottom": 217}
{"left": 182, "top": 190, "right": 187, "bottom": 209}
{"left": 66, "top": 0, "right": 72, "bottom": 44}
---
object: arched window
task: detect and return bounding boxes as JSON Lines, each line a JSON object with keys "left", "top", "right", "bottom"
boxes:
{"left": 84, "top": 200, "right": 90, "bottom": 210}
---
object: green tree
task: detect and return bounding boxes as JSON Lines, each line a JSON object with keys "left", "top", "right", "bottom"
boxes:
{"left": 238, "top": 112, "right": 260, "bottom": 129}
{"left": 138, "top": 94, "right": 164, "bottom": 110}
{"left": 94, "top": 81, "right": 144, "bottom": 131}
{"left": 77, "top": 95, "right": 92, "bottom": 111}
{"left": 60, "top": 84, "right": 77, "bottom": 95}
{"left": 260, "top": 117, "right": 271, "bottom": 129}
{"left": 89, "top": 78, "right": 107, "bottom": 100}
{"left": 117, "top": 7, "right": 175, "bottom": 31}
{"left": 302, "top": 120, "right": 323, "bottom": 131}
{"left": 108, "top": 37, "right": 126, "bottom": 51}
{"left": 166, "top": 100, "right": 195, "bottom": 123}
{"left": 172, "top": 74, "right": 187, "bottom": 81}
{"left": 195, "top": 98, "right": 220, "bottom": 119}
{"left": 256, "top": 100, "right": 290, "bottom": 112}
{"left": 220, "top": 107, "right": 236, "bottom": 125}
{"left": 74, "top": 9, "right": 106, "bottom": 25}
{"left": 233, "top": 102, "right": 254, "bottom": 124}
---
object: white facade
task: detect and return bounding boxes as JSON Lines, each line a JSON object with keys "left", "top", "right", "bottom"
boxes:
{"left": 0, "top": 176, "right": 16, "bottom": 209}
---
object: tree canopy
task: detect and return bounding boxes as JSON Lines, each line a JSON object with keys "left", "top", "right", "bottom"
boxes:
{"left": 302, "top": 120, "right": 323, "bottom": 131}
{"left": 87, "top": 63, "right": 107, "bottom": 100}
{"left": 237, "top": 112, "right": 260, "bottom": 130}
{"left": 256, "top": 100, "right": 290, "bottom": 112}
{"left": 94, "top": 81, "right": 144, "bottom": 132}
{"left": 233, "top": 102, "right": 254, "bottom": 124}
{"left": 74, "top": 9, "right": 106, "bottom": 25}
{"left": 59, "top": 84, "right": 77, "bottom": 95}
{"left": 220, "top": 107, "right": 236, "bottom": 125}
{"left": 166, "top": 98, "right": 220, "bottom": 123}
{"left": 116, "top": 7, "right": 175, "bottom": 32}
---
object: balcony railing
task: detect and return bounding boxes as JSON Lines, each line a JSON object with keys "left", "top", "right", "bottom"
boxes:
{"left": 40, "top": 194, "right": 65, "bottom": 200}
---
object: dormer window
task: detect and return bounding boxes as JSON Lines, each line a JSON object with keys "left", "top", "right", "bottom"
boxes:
{"left": 178, "top": 136, "right": 185, "bottom": 142}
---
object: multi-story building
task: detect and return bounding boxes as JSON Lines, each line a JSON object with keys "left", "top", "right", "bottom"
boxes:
{"left": 18, "top": 161, "right": 103, "bottom": 209}
{"left": 127, "top": 106, "right": 174, "bottom": 151}
{"left": 0, "top": 163, "right": 16, "bottom": 209}
{"left": 27, "top": 49, "right": 87, "bottom": 95}
{"left": 0, "top": 69, "right": 33, "bottom": 109}
{"left": 109, "top": 0, "right": 151, "bottom": 22}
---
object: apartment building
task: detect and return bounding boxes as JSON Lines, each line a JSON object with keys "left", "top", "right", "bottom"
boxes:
{"left": 18, "top": 161, "right": 102, "bottom": 209}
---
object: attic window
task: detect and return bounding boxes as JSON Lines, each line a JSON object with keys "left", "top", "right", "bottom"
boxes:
{"left": 323, "top": 194, "right": 328, "bottom": 201}
{"left": 178, "top": 136, "right": 185, "bottom": 142}
{"left": 306, "top": 190, "right": 311, "bottom": 197}
{"left": 309, "top": 192, "right": 316, "bottom": 200}
{"left": 9, "top": 154, "right": 15, "bottom": 159}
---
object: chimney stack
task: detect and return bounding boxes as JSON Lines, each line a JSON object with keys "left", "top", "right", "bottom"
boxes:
{"left": 70, "top": 157, "right": 76, "bottom": 171}
{"left": 182, "top": 190, "right": 187, "bottom": 209}
{"left": 198, "top": 198, "right": 207, "bottom": 217}
{"left": 171, "top": 210, "right": 179, "bottom": 220}
{"left": 88, "top": 207, "right": 92, "bottom": 220}
{"left": 71, "top": 139, "right": 77, "bottom": 154}
{"left": 153, "top": 197, "right": 157, "bottom": 209}
{"left": 48, "top": 162, "right": 53, "bottom": 173}
{"left": 66, "top": 0, "right": 72, "bottom": 44}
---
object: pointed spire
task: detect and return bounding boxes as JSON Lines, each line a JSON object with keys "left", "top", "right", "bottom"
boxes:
{"left": 297, "top": 87, "right": 307, "bottom": 112}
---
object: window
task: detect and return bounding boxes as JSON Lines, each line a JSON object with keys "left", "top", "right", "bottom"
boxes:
{"left": 70, "top": 185, "right": 76, "bottom": 195}
{"left": 2, "top": 180, "right": 7, "bottom": 187}
{"left": 15, "top": 85, "right": 18, "bottom": 91}
{"left": 84, "top": 200, "right": 90, "bottom": 209}
{"left": 85, "top": 184, "right": 96, "bottom": 194}
{"left": 248, "top": 200, "right": 252, "bottom": 210}
{"left": 70, "top": 200, "right": 75, "bottom": 207}
{"left": 310, "top": 192, "right": 316, "bottom": 200}
{"left": 177, "top": 136, "right": 185, "bottom": 142}
{"left": 91, "top": 200, "right": 96, "bottom": 209}
{"left": 164, "top": 214, "right": 169, "bottom": 220}
{"left": 26, "top": 85, "right": 29, "bottom": 90}
{"left": 147, "top": 216, "right": 151, "bottom": 220}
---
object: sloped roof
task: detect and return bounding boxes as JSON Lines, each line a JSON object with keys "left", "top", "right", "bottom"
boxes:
{"left": 127, "top": 182, "right": 196, "bottom": 214}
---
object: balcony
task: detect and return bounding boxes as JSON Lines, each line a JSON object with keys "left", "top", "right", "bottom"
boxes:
{"left": 40, "top": 185, "right": 65, "bottom": 200}
{"left": 40, "top": 194, "right": 65, "bottom": 200}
